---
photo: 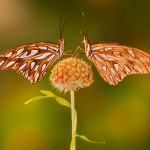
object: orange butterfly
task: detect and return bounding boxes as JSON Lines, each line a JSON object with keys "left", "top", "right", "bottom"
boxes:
{"left": 0, "top": 14, "right": 67, "bottom": 84}
{"left": 81, "top": 12, "right": 150, "bottom": 85}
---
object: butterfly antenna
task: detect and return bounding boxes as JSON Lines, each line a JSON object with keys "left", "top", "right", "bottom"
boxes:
{"left": 61, "top": 21, "right": 67, "bottom": 35}
{"left": 80, "top": 31, "right": 87, "bottom": 36}
{"left": 82, "top": 12, "right": 88, "bottom": 36}
{"left": 60, "top": 12, "right": 62, "bottom": 37}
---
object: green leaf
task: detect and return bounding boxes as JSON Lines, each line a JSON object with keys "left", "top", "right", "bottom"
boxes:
{"left": 24, "top": 96, "right": 48, "bottom": 105}
{"left": 76, "top": 135, "right": 105, "bottom": 144}
{"left": 55, "top": 96, "right": 71, "bottom": 108}
{"left": 24, "top": 90, "right": 105, "bottom": 149}
{"left": 40, "top": 90, "right": 55, "bottom": 97}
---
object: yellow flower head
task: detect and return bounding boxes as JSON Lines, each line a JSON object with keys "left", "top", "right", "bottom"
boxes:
{"left": 50, "top": 57, "right": 94, "bottom": 92}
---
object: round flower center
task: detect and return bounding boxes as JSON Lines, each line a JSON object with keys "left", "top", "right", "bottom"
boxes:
{"left": 50, "top": 57, "right": 94, "bottom": 92}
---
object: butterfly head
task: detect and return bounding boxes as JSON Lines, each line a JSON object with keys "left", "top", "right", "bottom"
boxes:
{"left": 81, "top": 35, "right": 91, "bottom": 58}
{"left": 84, "top": 36, "right": 91, "bottom": 46}
{"left": 59, "top": 36, "right": 65, "bottom": 44}
{"left": 80, "top": 31, "right": 91, "bottom": 49}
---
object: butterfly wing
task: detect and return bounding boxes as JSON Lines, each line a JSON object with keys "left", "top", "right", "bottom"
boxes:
{"left": 0, "top": 42, "right": 59, "bottom": 84}
{"left": 91, "top": 42, "right": 150, "bottom": 85}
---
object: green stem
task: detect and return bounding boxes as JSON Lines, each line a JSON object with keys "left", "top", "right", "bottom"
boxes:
{"left": 71, "top": 89, "right": 76, "bottom": 150}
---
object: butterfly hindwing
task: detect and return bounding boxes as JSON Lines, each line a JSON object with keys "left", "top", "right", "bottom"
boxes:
{"left": 91, "top": 42, "right": 150, "bottom": 85}
{"left": 0, "top": 42, "right": 59, "bottom": 83}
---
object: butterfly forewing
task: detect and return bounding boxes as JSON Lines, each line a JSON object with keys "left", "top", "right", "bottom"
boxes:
{"left": 91, "top": 42, "right": 150, "bottom": 85}
{"left": 0, "top": 42, "right": 59, "bottom": 83}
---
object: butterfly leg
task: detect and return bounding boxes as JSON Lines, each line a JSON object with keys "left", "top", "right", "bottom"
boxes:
{"left": 74, "top": 46, "right": 85, "bottom": 56}
{"left": 80, "top": 42, "right": 85, "bottom": 47}
{"left": 71, "top": 46, "right": 86, "bottom": 67}
{"left": 65, "top": 52, "right": 85, "bottom": 67}
{"left": 63, "top": 50, "right": 74, "bottom": 57}
{"left": 64, "top": 46, "right": 85, "bottom": 67}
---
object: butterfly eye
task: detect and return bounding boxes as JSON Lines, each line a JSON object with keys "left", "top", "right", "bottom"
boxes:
{"left": 64, "top": 41, "right": 66, "bottom": 45}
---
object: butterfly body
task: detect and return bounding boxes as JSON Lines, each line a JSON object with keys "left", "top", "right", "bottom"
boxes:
{"left": 83, "top": 36, "right": 150, "bottom": 85}
{"left": 0, "top": 36, "right": 65, "bottom": 84}
{"left": 84, "top": 36, "right": 92, "bottom": 58}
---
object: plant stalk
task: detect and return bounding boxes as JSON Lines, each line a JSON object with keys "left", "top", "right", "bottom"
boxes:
{"left": 70, "top": 89, "right": 76, "bottom": 150}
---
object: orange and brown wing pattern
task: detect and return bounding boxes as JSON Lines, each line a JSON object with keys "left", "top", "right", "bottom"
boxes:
{"left": 0, "top": 42, "right": 59, "bottom": 84}
{"left": 91, "top": 42, "right": 150, "bottom": 85}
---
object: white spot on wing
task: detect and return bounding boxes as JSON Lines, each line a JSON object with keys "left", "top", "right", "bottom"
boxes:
{"left": 94, "top": 55, "right": 102, "bottom": 62}
{"left": 127, "top": 49, "right": 135, "bottom": 58}
{"left": 139, "top": 57, "right": 143, "bottom": 61}
{"left": 139, "top": 56, "right": 148, "bottom": 63}
{"left": 107, "top": 57, "right": 115, "bottom": 61}
{"left": 146, "top": 66, "right": 150, "bottom": 72}
{"left": 104, "top": 47, "right": 112, "bottom": 51}
{"left": 20, "top": 52, "right": 28, "bottom": 58}
{"left": 114, "top": 64, "right": 119, "bottom": 71}
{"left": 99, "top": 54, "right": 115, "bottom": 61}
{"left": 5, "top": 61, "right": 15, "bottom": 68}
{"left": 25, "top": 74, "right": 28, "bottom": 78}
{"left": 6, "top": 52, "right": 12, "bottom": 57}
{"left": 99, "top": 54, "right": 107, "bottom": 59}
{"left": 47, "top": 54, "right": 55, "bottom": 61}
{"left": 110, "top": 75, "right": 113, "bottom": 81}
{"left": 124, "top": 65, "right": 130, "bottom": 72}
{"left": 134, "top": 66, "right": 143, "bottom": 73}
{"left": 107, "top": 47, "right": 113, "bottom": 50}
{"left": 35, "top": 73, "right": 39, "bottom": 82}
{"left": 102, "top": 65, "right": 107, "bottom": 73}
{"left": 16, "top": 48, "right": 24, "bottom": 56}
{"left": 35, "top": 53, "right": 52, "bottom": 60}
{"left": 110, "top": 67, "right": 115, "bottom": 75}
{"left": 48, "top": 46, "right": 58, "bottom": 51}
{"left": 113, "top": 51, "right": 121, "bottom": 57}
{"left": 30, "top": 50, "right": 38, "bottom": 56}
{"left": 39, "top": 46, "right": 47, "bottom": 50}
{"left": 34, "top": 65, "right": 39, "bottom": 71}
{"left": 138, "top": 68, "right": 143, "bottom": 73}
{"left": 19, "top": 63, "right": 27, "bottom": 70}
{"left": 92, "top": 47, "right": 103, "bottom": 51}
{"left": 20, "top": 50, "right": 39, "bottom": 58}
{"left": 42, "top": 64, "right": 47, "bottom": 71}
{"left": 31, "top": 62, "right": 35, "bottom": 69}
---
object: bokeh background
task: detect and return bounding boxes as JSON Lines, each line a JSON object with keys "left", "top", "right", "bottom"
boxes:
{"left": 1, "top": 0, "right": 150, "bottom": 150}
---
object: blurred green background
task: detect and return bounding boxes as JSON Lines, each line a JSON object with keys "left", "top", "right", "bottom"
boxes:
{"left": 1, "top": 0, "right": 150, "bottom": 150}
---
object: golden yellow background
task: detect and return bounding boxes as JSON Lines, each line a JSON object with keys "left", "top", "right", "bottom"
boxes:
{"left": 0, "top": 0, "right": 150, "bottom": 150}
